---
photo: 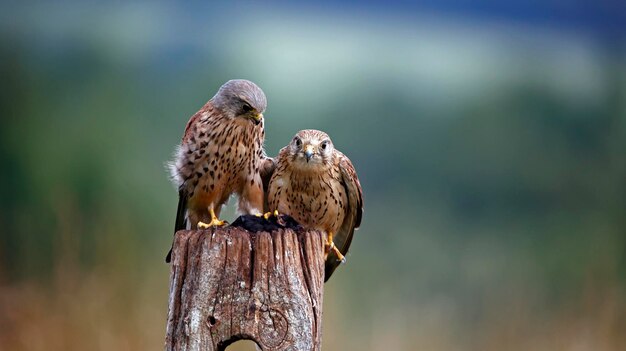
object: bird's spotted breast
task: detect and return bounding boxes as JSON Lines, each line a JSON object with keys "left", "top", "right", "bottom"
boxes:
{"left": 175, "top": 112, "right": 263, "bottom": 210}
{"left": 270, "top": 163, "right": 346, "bottom": 234}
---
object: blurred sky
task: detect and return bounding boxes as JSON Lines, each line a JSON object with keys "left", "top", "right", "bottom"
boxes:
{"left": 0, "top": 1, "right": 625, "bottom": 350}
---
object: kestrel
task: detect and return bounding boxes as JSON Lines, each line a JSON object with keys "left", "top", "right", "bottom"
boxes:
{"left": 165, "top": 79, "right": 273, "bottom": 263}
{"left": 266, "top": 130, "right": 363, "bottom": 281}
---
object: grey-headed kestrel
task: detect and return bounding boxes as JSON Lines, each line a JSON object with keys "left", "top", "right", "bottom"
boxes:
{"left": 266, "top": 129, "right": 363, "bottom": 281}
{"left": 165, "top": 79, "right": 275, "bottom": 263}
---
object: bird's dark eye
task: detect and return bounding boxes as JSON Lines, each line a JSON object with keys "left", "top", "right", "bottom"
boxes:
{"left": 241, "top": 103, "right": 253, "bottom": 113}
{"left": 294, "top": 137, "right": 302, "bottom": 147}
{"left": 320, "top": 141, "right": 329, "bottom": 150}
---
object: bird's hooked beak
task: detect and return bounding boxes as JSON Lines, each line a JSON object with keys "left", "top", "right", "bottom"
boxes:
{"left": 251, "top": 112, "right": 263, "bottom": 125}
{"left": 304, "top": 144, "right": 314, "bottom": 162}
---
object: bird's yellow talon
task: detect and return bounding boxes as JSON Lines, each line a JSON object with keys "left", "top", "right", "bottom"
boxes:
{"left": 198, "top": 217, "right": 226, "bottom": 228}
{"left": 262, "top": 210, "right": 279, "bottom": 220}
{"left": 324, "top": 231, "right": 345, "bottom": 263}
{"left": 198, "top": 221, "right": 211, "bottom": 229}
{"left": 325, "top": 241, "right": 346, "bottom": 263}
{"left": 198, "top": 207, "right": 227, "bottom": 228}
{"left": 334, "top": 247, "right": 346, "bottom": 263}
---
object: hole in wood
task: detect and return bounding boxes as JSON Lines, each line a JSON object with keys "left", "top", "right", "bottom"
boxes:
{"left": 221, "top": 338, "right": 261, "bottom": 351}
{"left": 208, "top": 315, "right": 217, "bottom": 326}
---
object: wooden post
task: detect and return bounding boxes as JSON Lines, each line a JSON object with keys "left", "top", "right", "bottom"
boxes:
{"left": 165, "top": 215, "right": 325, "bottom": 351}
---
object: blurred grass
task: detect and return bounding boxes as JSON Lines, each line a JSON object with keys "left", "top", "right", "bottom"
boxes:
{"left": 1, "top": 2, "right": 625, "bottom": 350}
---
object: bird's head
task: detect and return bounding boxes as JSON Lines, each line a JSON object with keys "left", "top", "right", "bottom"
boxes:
{"left": 288, "top": 129, "right": 334, "bottom": 169}
{"left": 212, "top": 79, "right": 267, "bottom": 125}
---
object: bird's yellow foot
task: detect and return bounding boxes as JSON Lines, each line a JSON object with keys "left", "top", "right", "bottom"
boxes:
{"left": 324, "top": 231, "right": 346, "bottom": 263}
{"left": 197, "top": 217, "right": 227, "bottom": 229}
{"left": 328, "top": 241, "right": 346, "bottom": 263}
{"left": 262, "top": 210, "right": 280, "bottom": 220}
{"left": 198, "top": 208, "right": 228, "bottom": 228}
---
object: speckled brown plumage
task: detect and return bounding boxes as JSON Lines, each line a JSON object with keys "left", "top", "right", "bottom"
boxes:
{"left": 267, "top": 130, "right": 363, "bottom": 281}
{"left": 166, "top": 80, "right": 273, "bottom": 262}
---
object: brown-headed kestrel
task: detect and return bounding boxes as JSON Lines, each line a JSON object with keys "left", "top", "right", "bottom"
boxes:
{"left": 267, "top": 129, "right": 363, "bottom": 280}
{"left": 166, "top": 79, "right": 274, "bottom": 262}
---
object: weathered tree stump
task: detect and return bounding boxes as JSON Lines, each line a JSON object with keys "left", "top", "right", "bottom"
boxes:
{"left": 165, "top": 216, "right": 325, "bottom": 351}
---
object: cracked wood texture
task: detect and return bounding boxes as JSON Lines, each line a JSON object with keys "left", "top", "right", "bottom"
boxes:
{"left": 165, "top": 222, "right": 325, "bottom": 351}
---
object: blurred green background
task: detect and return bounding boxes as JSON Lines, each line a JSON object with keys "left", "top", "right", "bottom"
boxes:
{"left": 1, "top": 1, "right": 625, "bottom": 350}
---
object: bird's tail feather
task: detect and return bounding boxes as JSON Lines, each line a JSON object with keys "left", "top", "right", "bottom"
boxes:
{"left": 166, "top": 189, "right": 188, "bottom": 263}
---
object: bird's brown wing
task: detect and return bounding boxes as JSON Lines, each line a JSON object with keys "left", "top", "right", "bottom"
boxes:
{"left": 325, "top": 153, "right": 363, "bottom": 281}
{"left": 182, "top": 104, "right": 208, "bottom": 142}
{"left": 166, "top": 188, "right": 188, "bottom": 263}
{"left": 260, "top": 156, "right": 276, "bottom": 213}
